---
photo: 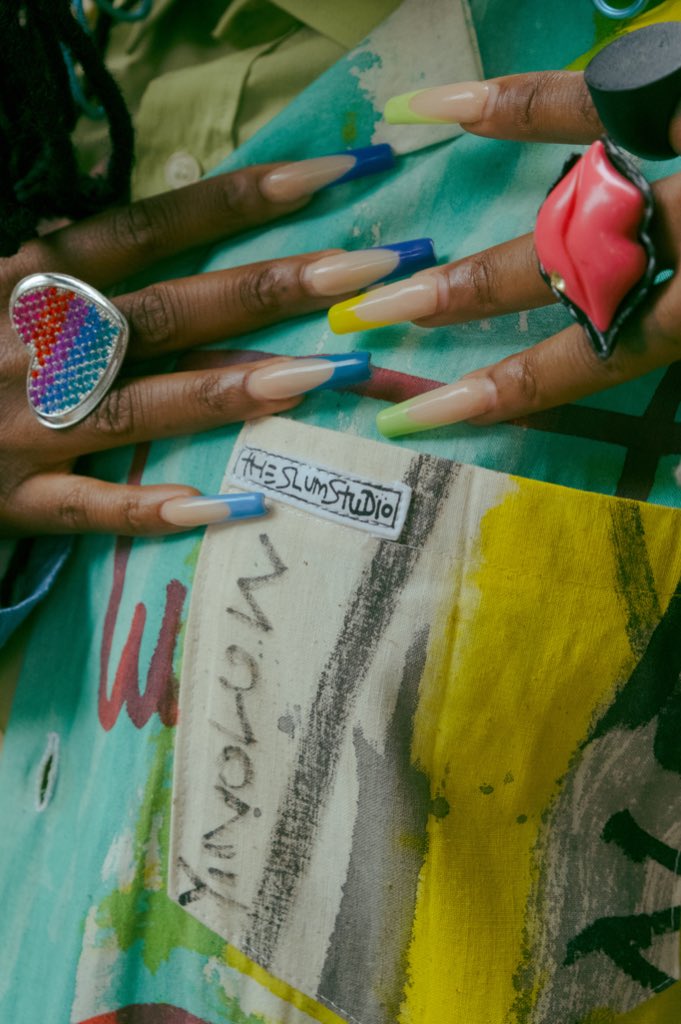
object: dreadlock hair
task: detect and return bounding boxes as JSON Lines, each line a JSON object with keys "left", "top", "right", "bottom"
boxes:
{"left": 0, "top": 0, "right": 134, "bottom": 256}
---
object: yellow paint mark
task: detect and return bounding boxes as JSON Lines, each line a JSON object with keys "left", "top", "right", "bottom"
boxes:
{"left": 579, "top": 982, "right": 681, "bottom": 1024}
{"left": 610, "top": 981, "right": 681, "bottom": 1023}
{"left": 225, "top": 945, "right": 346, "bottom": 1024}
{"left": 399, "top": 479, "right": 681, "bottom": 1024}
{"left": 342, "top": 110, "right": 358, "bottom": 145}
{"left": 569, "top": 0, "right": 681, "bottom": 69}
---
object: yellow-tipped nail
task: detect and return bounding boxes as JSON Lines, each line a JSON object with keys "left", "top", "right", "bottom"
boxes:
{"left": 328, "top": 277, "right": 440, "bottom": 335}
{"left": 328, "top": 292, "right": 393, "bottom": 334}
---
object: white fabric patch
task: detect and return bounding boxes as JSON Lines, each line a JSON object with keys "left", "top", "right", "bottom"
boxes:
{"left": 229, "top": 442, "right": 411, "bottom": 540}
{"left": 169, "top": 417, "right": 512, "bottom": 1024}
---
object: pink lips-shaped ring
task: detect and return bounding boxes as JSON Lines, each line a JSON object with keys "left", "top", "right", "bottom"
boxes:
{"left": 534, "top": 137, "right": 656, "bottom": 359}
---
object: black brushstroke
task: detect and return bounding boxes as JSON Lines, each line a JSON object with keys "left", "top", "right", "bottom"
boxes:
{"left": 609, "top": 503, "right": 661, "bottom": 659}
{"left": 226, "top": 533, "right": 288, "bottom": 633}
{"left": 244, "top": 454, "right": 458, "bottom": 965}
{"left": 565, "top": 907, "right": 681, "bottom": 992}
{"left": 603, "top": 810, "right": 681, "bottom": 874}
{"left": 591, "top": 577, "right": 681, "bottom": 777}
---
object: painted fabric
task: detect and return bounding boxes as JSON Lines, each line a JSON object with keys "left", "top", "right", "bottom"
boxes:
{"left": 171, "top": 417, "right": 681, "bottom": 1024}
{"left": 2, "top": 2, "right": 681, "bottom": 1023}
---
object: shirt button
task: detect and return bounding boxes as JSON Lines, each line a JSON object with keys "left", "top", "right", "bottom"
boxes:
{"left": 164, "top": 151, "right": 202, "bottom": 189}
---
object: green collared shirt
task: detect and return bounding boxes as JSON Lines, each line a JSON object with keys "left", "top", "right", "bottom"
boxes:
{"left": 74, "top": 0, "right": 401, "bottom": 198}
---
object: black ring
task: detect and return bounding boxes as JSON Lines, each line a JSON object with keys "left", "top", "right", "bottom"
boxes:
{"left": 585, "top": 22, "right": 681, "bottom": 160}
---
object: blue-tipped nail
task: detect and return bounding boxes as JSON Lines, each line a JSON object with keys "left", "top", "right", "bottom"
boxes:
{"left": 160, "top": 492, "right": 267, "bottom": 527}
{"left": 309, "top": 351, "right": 372, "bottom": 391}
{"left": 220, "top": 492, "right": 268, "bottom": 518}
{"left": 379, "top": 238, "right": 436, "bottom": 282}
{"left": 303, "top": 238, "right": 437, "bottom": 297}
{"left": 328, "top": 144, "right": 396, "bottom": 187}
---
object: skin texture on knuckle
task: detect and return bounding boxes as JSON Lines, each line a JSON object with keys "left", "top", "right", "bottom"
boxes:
{"left": 125, "top": 284, "right": 178, "bottom": 350}
{"left": 215, "top": 169, "right": 260, "bottom": 222}
{"left": 498, "top": 71, "right": 581, "bottom": 139}
{"left": 54, "top": 479, "right": 93, "bottom": 532}
{"left": 90, "top": 385, "right": 139, "bottom": 440}
{"left": 463, "top": 250, "right": 498, "bottom": 313}
{"left": 238, "top": 262, "right": 298, "bottom": 317}
{"left": 192, "top": 370, "right": 248, "bottom": 420}
{"left": 109, "top": 199, "right": 166, "bottom": 260}
{"left": 512, "top": 76, "right": 546, "bottom": 135}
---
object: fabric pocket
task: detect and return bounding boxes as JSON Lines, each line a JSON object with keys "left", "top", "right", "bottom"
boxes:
{"left": 169, "top": 417, "right": 681, "bottom": 1024}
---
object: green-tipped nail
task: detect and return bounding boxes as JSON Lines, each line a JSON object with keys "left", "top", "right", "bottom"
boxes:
{"left": 384, "top": 90, "right": 450, "bottom": 125}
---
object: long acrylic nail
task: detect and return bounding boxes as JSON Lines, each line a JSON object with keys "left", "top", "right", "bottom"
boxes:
{"left": 303, "top": 238, "right": 436, "bottom": 297}
{"left": 160, "top": 492, "right": 267, "bottom": 527}
{"left": 376, "top": 377, "right": 497, "bottom": 438}
{"left": 328, "top": 275, "right": 439, "bottom": 334}
{"left": 384, "top": 81, "right": 494, "bottom": 125}
{"left": 260, "top": 145, "right": 395, "bottom": 202}
{"left": 247, "top": 353, "right": 371, "bottom": 400}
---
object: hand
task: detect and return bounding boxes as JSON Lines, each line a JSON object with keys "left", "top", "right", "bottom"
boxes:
{"left": 329, "top": 72, "right": 681, "bottom": 436}
{"left": 0, "top": 150, "right": 412, "bottom": 535}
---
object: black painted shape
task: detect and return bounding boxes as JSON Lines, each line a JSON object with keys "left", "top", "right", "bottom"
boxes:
{"left": 603, "top": 809, "right": 681, "bottom": 874}
{"left": 565, "top": 907, "right": 681, "bottom": 991}
{"left": 591, "top": 579, "right": 681, "bottom": 777}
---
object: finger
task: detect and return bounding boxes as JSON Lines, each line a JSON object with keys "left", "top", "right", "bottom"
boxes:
{"left": 2, "top": 478, "right": 201, "bottom": 536}
{"left": 377, "top": 277, "right": 681, "bottom": 437}
{"left": 116, "top": 252, "right": 340, "bottom": 360}
{"left": 60, "top": 353, "right": 370, "bottom": 456}
{"left": 13, "top": 164, "right": 305, "bottom": 290}
{"left": 329, "top": 171, "right": 681, "bottom": 335}
{"left": 116, "top": 239, "right": 437, "bottom": 359}
{"left": 386, "top": 71, "right": 604, "bottom": 144}
{"left": 470, "top": 280, "right": 681, "bottom": 424}
{"left": 12, "top": 147, "right": 394, "bottom": 291}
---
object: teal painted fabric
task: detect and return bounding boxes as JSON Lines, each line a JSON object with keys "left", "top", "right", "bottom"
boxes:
{"left": 1, "top": 3, "right": 680, "bottom": 1023}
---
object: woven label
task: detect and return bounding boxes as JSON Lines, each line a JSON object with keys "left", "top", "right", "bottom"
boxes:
{"left": 229, "top": 442, "right": 412, "bottom": 540}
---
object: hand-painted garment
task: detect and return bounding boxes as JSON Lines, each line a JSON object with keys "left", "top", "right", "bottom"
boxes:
{"left": 1, "top": 2, "right": 681, "bottom": 1023}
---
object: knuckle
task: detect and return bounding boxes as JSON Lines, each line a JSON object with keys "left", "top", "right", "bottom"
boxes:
{"left": 465, "top": 251, "right": 497, "bottom": 310}
{"left": 109, "top": 200, "right": 162, "bottom": 257}
{"left": 117, "top": 494, "right": 149, "bottom": 534}
{"left": 510, "top": 351, "right": 540, "bottom": 406}
{"left": 238, "top": 263, "right": 292, "bottom": 316}
{"left": 512, "top": 77, "right": 544, "bottom": 134}
{"left": 91, "top": 385, "right": 137, "bottom": 439}
{"left": 55, "top": 481, "right": 90, "bottom": 531}
{"left": 126, "top": 284, "right": 177, "bottom": 348}
{"left": 510, "top": 72, "right": 564, "bottom": 135}
{"left": 194, "top": 371, "right": 233, "bottom": 415}
{"left": 215, "top": 170, "right": 256, "bottom": 220}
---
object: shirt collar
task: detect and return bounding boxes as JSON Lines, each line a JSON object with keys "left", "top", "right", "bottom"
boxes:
{"left": 127, "top": 0, "right": 400, "bottom": 54}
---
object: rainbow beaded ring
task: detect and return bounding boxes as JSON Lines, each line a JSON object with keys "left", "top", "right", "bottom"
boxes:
{"left": 10, "top": 273, "right": 129, "bottom": 429}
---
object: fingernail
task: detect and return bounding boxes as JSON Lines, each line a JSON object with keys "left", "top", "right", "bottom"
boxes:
{"left": 247, "top": 353, "right": 371, "bottom": 400}
{"left": 376, "top": 377, "right": 497, "bottom": 438}
{"left": 260, "top": 145, "right": 395, "bottom": 202}
{"left": 160, "top": 492, "right": 267, "bottom": 527}
{"left": 303, "top": 238, "right": 436, "bottom": 297}
{"left": 328, "top": 275, "right": 439, "bottom": 334}
{"left": 384, "top": 81, "right": 494, "bottom": 125}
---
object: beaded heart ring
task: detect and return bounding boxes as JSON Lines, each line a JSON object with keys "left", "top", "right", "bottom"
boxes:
{"left": 10, "top": 273, "right": 129, "bottom": 429}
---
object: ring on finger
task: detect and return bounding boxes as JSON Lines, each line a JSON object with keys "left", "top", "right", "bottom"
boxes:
{"left": 10, "top": 273, "right": 129, "bottom": 429}
{"left": 534, "top": 137, "right": 656, "bottom": 359}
